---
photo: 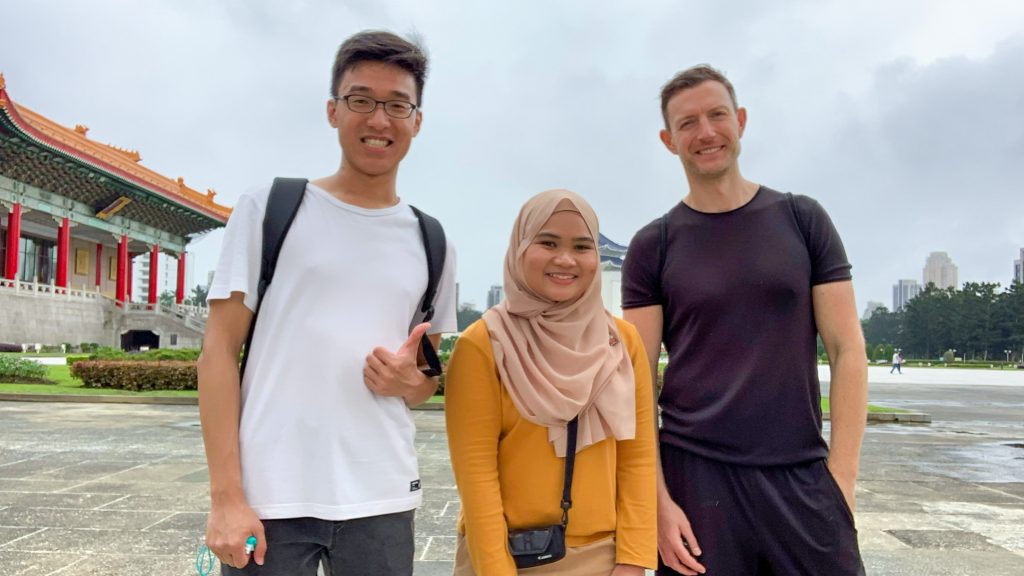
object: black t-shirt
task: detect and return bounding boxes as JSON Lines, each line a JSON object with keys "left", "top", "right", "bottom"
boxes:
{"left": 622, "top": 187, "right": 852, "bottom": 466}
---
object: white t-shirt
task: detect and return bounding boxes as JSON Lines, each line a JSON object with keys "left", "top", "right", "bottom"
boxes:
{"left": 208, "top": 182, "right": 457, "bottom": 520}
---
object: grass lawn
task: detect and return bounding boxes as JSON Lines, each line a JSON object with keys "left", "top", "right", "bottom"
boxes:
{"left": 0, "top": 352, "right": 72, "bottom": 358}
{"left": 425, "top": 395, "right": 906, "bottom": 414}
{"left": 0, "top": 365, "right": 196, "bottom": 397}
{"left": 821, "top": 397, "right": 906, "bottom": 413}
{"left": 0, "top": 367, "right": 908, "bottom": 409}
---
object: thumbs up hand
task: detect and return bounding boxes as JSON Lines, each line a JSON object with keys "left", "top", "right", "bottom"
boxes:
{"left": 364, "top": 323, "right": 437, "bottom": 405}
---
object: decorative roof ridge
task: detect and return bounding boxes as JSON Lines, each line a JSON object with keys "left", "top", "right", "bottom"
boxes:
{"left": 0, "top": 78, "right": 230, "bottom": 222}
{"left": 103, "top": 141, "right": 142, "bottom": 163}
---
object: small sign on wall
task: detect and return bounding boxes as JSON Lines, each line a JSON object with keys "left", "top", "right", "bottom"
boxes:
{"left": 75, "top": 249, "right": 89, "bottom": 276}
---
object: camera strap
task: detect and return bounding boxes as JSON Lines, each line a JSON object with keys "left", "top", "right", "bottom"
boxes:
{"left": 560, "top": 416, "right": 579, "bottom": 526}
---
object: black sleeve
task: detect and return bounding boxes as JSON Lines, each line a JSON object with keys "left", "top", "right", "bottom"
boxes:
{"left": 621, "top": 218, "right": 664, "bottom": 309}
{"left": 793, "top": 195, "right": 852, "bottom": 285}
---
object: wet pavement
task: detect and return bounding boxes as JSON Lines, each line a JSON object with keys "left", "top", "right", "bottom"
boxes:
{"left": 0, "top": 366, "right": 1021, "bottom": 575}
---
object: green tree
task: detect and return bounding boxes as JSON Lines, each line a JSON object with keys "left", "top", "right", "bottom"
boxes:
{"left": 457, "top": 303, "right": 483, "bottom": 332}
{"left": 158, "top": 290, "right": 175, "bottom": 308}
{"left": 185, "top": 284, "right": 209, "bottom": 307}
{"left": 902, "top": 283, "right": 955, "bottom": 359}
{"left": 956, "top": 282, "right": 1001, "bottom": 360}
{"left": 862, "top": 306, "right": 903, "bottom": 352}
{"left": 999, "top": 281, "right": 1024, "bottom": 363}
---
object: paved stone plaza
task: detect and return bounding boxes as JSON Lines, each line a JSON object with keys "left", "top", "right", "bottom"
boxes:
{"left": 0, "top": 366, "right": 1022, "bottom": 575}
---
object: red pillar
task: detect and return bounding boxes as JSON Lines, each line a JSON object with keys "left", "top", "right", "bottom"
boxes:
{"left": 148, "top": 244, "right": 159, "bottom": 307}
{"left": 175, "top": 251, "right": 186, "bottom": 305}
{"left": 5, "top": 203, "right": 21, "bottom": 280}
{"left": 95, "top": 243, "right": 103, "bottom": 287}
{"left": 56, "top": 217, "right": 69, "bottom": 289}
{"left": 116, "top": 235, "right": 127, "bottom": 304}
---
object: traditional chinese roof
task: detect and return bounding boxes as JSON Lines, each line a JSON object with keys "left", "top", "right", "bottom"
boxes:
{"left": 599, "top": 233, "right": 628, "bottom": 252}
{"left": 599, "top": 233, "right": 627, "bottom": 268}
{"left": 0, "top": 73, "right": 230, "bottom": 237}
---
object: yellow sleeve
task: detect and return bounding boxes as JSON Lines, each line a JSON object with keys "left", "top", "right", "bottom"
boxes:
{"left": 613, "top": 320, "right": 658, "bottom": 568}
{"left": 444, "top": 322, "right": 518, "bottom": 576}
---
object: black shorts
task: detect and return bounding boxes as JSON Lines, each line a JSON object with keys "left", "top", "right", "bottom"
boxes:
{"left": 221, "top": 510, "right": 414, "bottom": 576}
{"left": 659, "top": 445, "right": 864, "bottom": 576}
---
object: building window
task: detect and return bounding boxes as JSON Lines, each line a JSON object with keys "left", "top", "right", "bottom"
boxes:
{"left": 19, "top": 236, "right": 56, "bottom": 284}
{"left": 169, "top": 334, "right": 178, "bottom": 346}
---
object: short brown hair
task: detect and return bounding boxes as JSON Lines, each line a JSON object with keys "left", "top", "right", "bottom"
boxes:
{"left": 660, "top": 65, "right": 738, "bottom": 129}
{"left": 330, "top": 30, "right": 429, "bottom": 107}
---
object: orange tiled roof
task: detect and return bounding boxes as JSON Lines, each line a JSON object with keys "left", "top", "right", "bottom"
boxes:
{"left": 0, "top": 72, "right": 231, "bottom": 223}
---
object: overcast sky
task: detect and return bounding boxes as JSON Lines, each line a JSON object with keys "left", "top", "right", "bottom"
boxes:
{"left": 3, "top": 0, "right": 1022, "bottom": 311}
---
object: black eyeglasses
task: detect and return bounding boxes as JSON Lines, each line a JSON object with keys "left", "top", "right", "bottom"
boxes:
{"left": 336, "top": 95, "right": 418, "bottom": 119}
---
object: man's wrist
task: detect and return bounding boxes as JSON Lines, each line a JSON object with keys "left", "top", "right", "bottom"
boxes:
{"left": 210, "top": 486, "right": 246, "bottom": 505}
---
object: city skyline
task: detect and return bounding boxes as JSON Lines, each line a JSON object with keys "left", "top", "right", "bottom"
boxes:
{"left": 888, "top": 247, "right": 1022, "bottom": 313}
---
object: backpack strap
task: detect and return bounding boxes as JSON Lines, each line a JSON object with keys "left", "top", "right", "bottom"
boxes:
{"left": 239, "top": 177, "right": 308, "bottom": 379}
{"left": 410, "top": 205, "right": 447, "bottom": 377}
{"left": 658, "top": 213, "right": 668, "bottom": 296}
{"left": 785, "top": 192, "right": 812, "bottom": 254}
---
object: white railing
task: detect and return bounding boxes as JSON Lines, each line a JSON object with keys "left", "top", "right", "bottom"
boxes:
{"left": 0, "top": 278, "right": 105, "bottom": 302}
{"left": 123, "top": 301, "right": 207, "bottom": 332}
{"left": 1, "top": 279, "right": 207, "bottom": 332}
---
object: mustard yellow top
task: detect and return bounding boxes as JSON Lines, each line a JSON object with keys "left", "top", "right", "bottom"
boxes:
{"left": 445, "top": 317, "right": 657, "bottom": 575}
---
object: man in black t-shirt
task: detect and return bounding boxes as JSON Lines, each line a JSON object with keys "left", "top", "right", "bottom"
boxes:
{"left": 622, "top": 65, "right": 868, "bottom": 576}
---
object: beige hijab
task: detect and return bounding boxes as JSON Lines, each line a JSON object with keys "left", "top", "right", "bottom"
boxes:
{"left": 483, "top": 189, "right": 636, "bottom": 457}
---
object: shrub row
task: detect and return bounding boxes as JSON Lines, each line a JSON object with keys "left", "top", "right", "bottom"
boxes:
{"left": 70, "top": 361, "right": 197, "bottom": 391}
{"left": 0, "top": 342, "right": 102, "bottom": 353}
{"left": 0, "top": 356, "right": 50, "bottom": 383}
{"left": 85, "top": 347, "right": 201, "bottom": 362}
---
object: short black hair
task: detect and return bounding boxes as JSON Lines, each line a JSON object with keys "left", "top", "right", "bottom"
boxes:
{"left": 330, "top": 30, "right": 429, "bottom": 107}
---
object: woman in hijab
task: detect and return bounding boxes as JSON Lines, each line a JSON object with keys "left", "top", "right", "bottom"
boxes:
{"left": 445, "top": 189, "right": 656, "bottom": 575}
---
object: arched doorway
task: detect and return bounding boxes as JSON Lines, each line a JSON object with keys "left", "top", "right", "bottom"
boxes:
{"left": 121, "top": 330, "right": 159, "bottom": 351}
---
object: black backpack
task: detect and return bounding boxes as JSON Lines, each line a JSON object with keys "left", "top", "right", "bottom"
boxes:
{"left": 238, "top": 177, "right": 447, "bottom": 379}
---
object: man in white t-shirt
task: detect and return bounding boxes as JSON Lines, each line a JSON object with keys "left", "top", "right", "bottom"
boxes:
{"left": 891, "top": 350, "right": 903, "bottom": 374}
{"left": 198, "top": 30, "right": 457, "bottom": 576}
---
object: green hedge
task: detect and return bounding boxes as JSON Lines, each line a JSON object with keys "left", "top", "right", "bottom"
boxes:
{"left": 84, "top": 347, "right": 201, "bottom": 362}
{"left": 70, "top": 361, "right": 197, "bottom": 391}
{"left": 0, "top": 356, "right": 50, "bottom": 383}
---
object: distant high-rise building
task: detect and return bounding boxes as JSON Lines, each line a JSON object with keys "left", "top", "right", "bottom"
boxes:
{"left": 893, "top": 279, "right": 921, "bottom": 311}
{"left": 862, "top": 301, "right": 885, "bottom": 320}
{"left": 1014, "top": 248, "right": 1023, "bottom": 284}
{"left": 486, "top": 285, "right": 504, "bottom": 309}
{"left": 131, "top": 252, "right": 192, "bottom": 304}
{"left": 922, "top": 251, "right": 958, "bottom": 290}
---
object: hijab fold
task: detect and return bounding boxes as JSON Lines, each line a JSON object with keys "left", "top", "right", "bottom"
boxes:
{"left": 483, "top": 189, "right": 636, "bottom": 457}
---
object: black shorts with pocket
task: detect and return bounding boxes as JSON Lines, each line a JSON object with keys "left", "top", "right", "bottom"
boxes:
{"left": 658, "top": 445, "right": 864, "bottom": 576}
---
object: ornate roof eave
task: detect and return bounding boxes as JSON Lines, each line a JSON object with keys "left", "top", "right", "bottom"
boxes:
{"left": 599, "top": 233, "right": 628, "bottom": 252}
{"left": 0, "top": 78, "right": 230, "bottom": 226}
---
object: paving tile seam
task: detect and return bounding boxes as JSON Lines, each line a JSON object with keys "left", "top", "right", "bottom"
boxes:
{"left": 970, "top": 483, "right": 1024, "bottom": 503}
{"left": 0, "top": 458, "right": 34, "bottom": 469}
{"left": 139, "top": 512, "right": 181, "bottom": 531}
{"left": 42, "top": 557, "right": 88, "bottom": 576}
{"left": 92, "top": 495, "right": 132, "bottom": 510}
{"left": 0, "top": 526, "right": 47, "bottom": 548}
{"left": 56, "top": 462, "right": 153, "bottom": 493}
{"left": 418, "top": 536, "right": 436, "bottom": 561}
